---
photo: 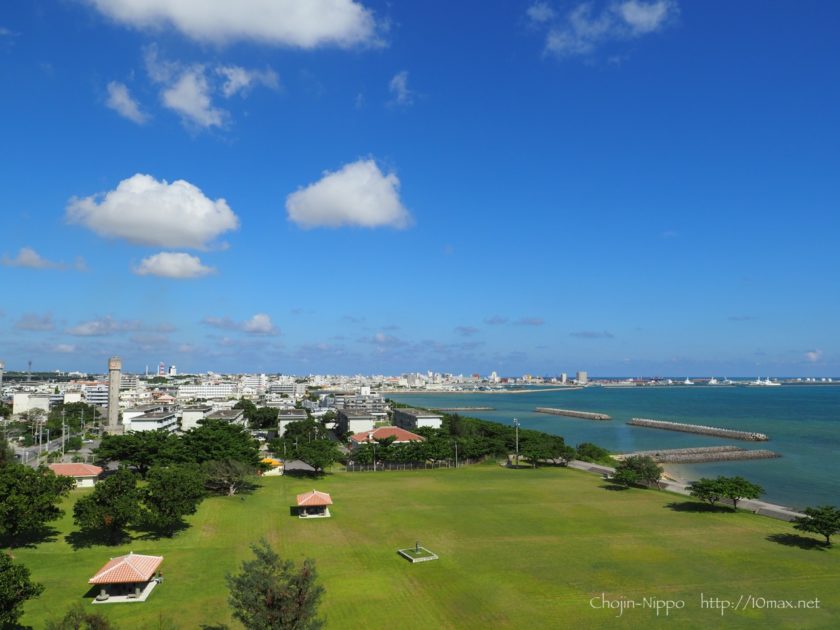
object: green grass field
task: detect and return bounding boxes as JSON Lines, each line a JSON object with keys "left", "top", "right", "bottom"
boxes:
{"left": 14, "top": 464, "right": 840, "bottom": 629}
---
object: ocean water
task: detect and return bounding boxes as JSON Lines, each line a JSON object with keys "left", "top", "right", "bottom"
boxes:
{"left": 388, "top": 386, "right": 840, "bottom": 510}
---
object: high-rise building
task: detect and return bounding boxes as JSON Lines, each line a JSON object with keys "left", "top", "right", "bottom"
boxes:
{"left": 575, "top": 370, "right": 588, "bottom": 385}
{"left": 561, "top": 373, "right": 568, "bottom": 384}
{"left": 168, "top": 365, "right": 177, "bottom": 376}
{"left": 158, "top": 362, "right": 166, "bottom": 376}
{"left": 108, "top": 357, "right": 122, "bottom": 430}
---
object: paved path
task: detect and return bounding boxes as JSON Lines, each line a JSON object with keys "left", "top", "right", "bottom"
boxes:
{"left": 567, "top": 459, "right": 805, "bottom": 522}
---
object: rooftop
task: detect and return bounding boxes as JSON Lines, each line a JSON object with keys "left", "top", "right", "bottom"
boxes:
{"left": 89, "top": 553, "right": 163, "bottom": 585}
{"left": 395, "top": 408, "right": 443, "bottom": 418}
{"left": 296, "top": 490, "right": 333, "bottom": 507}
{"left": 350, "top": 426, "right": 426, "bottom": 444}
{"left": 133, "top": 411, "right": 177, "bottom": 420}
{"left": 48, "top": 463, "right": 103, "bottom": 477}
{"left": 206, "top": 409, "right": 244, "bottom": 420}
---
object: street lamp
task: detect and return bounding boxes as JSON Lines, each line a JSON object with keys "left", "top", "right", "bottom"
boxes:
{"left": 453, "top": 440, "right": 459, "bottom": 468}
{"left": 513, "top": 418, "right": 520, "bottom": 468}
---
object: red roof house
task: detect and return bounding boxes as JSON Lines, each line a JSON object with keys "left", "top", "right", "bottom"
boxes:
{"left": 88, "top": 552, "right": 164, "bottom": 603}
{"left": 49, "top": 463, "right": 103, "bottom": 487}
{"left": 349, "top": 426, "right": 426, "bottom": 446}
{"left": 295, "top": 490, "right": 333, "bottom": 518}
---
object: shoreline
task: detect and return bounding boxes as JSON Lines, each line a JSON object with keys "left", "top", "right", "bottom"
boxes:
{"left": 383, "top": 386, "right": 582, "bottom": 395}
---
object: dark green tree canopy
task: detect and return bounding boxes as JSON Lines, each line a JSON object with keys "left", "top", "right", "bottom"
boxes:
{"left": 45, "top": 603, "right": 117, "bottom": 630}
{"left": 226, "top": 540, "right": 324, "bottom": 630}
{"left": 0, "top": 464, "right": 74, "bottom": 545}
{"left": 794, "top": 505, "right": 840, "bottom": 546}
{"left": 183, "top": 420, "right": 261, "bottom": 467}
{"left": 73, "top": 468, "right": 141, "bottom": 542}
{"left": 95, "top": 431, "right": 186, "bottom": 478}
{"left": 0, "top": 551, "right": 44, "bottom": 627}
{"left": 143, "top": 464, "right": 207, "bottom": 534}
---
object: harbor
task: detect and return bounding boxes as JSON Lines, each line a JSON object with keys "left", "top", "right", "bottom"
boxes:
{"left": 534, "top": 407, "right": 611, "bottom": 420}
{"left": 627, "top": 418, "right": 769, "bottom": 441}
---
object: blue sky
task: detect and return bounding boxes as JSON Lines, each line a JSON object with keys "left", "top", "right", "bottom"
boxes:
{"left": 0, "top": 1, "right": 838, "bottom": 376}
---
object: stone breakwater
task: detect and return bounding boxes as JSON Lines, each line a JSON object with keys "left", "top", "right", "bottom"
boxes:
{"left": 621, "top": 445, "right": 781, "bottom": 463}
{"left": 535, "top": 407, "right": 612, "bottom": 421}
{"left": 627, "top": 418, "right": 769, "bottom": 441}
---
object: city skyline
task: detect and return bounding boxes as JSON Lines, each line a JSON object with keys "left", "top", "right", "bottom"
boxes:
{"left": 1, "top": 1, "right": 838, "bottom": 375}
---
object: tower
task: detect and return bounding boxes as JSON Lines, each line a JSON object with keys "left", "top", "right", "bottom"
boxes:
{"left": 108, "top": 357, "right": 122, "bottom": 431}
{"left": 0, "top": 360, "right": 5, "bottom": 392}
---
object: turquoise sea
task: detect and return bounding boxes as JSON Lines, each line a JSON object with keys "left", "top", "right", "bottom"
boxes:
{"left": 388, "top": 385, "right": 840, "bottom": 510}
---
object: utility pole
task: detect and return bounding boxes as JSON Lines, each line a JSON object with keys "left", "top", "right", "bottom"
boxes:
{"left": 513, "top": 418, "right": 520, "bottom": 468}
{"left": 453, "top": 440, "right": 459, "bottom": 468}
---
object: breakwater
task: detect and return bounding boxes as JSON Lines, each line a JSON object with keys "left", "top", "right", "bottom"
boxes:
{"left": 621, "top": 445, "right": 781, "bottom": 463}
{"left": 628, "top": 418, "right": 769, "bottom": 441}
{"left": 535, "top": 407, "right": 611, "bottom": 421}
{"left": 433, "top": 407, "right": 495, "bottom": 411}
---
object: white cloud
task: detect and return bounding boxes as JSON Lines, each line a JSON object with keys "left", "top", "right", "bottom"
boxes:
{"left": 1, "top": 247, "right": 87, "bottom": 271}
{"left": 105, "top": 81, "right": 148, "bottom": 124}
{"left": 388, "top": 70, "right": 413, "bottom": 106}
{"left": 162, "top": 68, "right": 225, "bottom": 128}
{"left": 217, "top": 66, "right": 279, "bottom": 97}
{"left": 527, "top": 2, "right": 556, "bottom": 23}
{"left": 203, "top": 313, "right": 278, "bottom": 335}
{"left": 805, "top": 350, "right": 823, "bottom": 363}
{"left": 243, "top": 313, "right": 277, "bottom": 335}
{"left": 15, "top": 313, "right": 55, "bottom": 331}
{"left": 2, "top": 247, "right": 58, "bottom": 269}
{"left": 134, "top": 252, "right": 216, "bottom": 278}
{"left": 67, "top": 316, "right": 138, "bottom": 337}
{"left": 85, "top": 0, "right": 383, "bottom": 48}
{"left": 286, "top": 159, "right": 412, "bottom": 229}
{"left": 539, "top": 0, "right": 677, "bottom": 58}
{"left": 66, "top": 173, "right": 239, "bottom": 248}
{"left": 54, "top": 344, "right": 77, "bottom": 353}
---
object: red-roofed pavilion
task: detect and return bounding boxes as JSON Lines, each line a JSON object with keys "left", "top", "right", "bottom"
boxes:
{"left": 89, "top": 552, "right": 163, "bottom": 602}
{"left": 296, "top": 490, "right": 333, "bottom": 518}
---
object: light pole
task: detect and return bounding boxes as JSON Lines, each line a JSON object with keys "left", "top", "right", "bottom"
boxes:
{"left": 453, "top": 440, "right": 459, "bottom": 468}
{"left": 513, "top": 418, "right": 520, "bottom": 468}
{"left": 372, "top": 442, "right": 376, "bottom": 471}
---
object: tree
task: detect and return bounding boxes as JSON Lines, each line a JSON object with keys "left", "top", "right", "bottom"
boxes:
{"left": 250, "top": 407, "right": 279, "bottom": 430}
{"left": 717, "top": 476, "right": 763, "bottom": 510}
{"left": 233, "top": 398, "right": 258, "bottom": 424}
{"left": 0, "top": 464, "right": 75, "bottom": 546}
{"left": 0, "top": 551, "right": 44, "bottom": 627}
{"left": 520, "top": 439, "right": 552, "bottom": 468}
{"left": 283, "top": 419, "right": 328, "bottom": 444}
{"left": 793, "top": 505, "right": 840, "bottom": 547}
{"left": 576, "top": 442, "right": 612, "bottom": 464}
{"left": 143, "top": 465, "right": 207, "bottom": 535}
{"left": 294, "top": 440, "right": 341, "bottom": 473}
{"left": 45, "top": 603, "right": 116, "bottom": 630}
{"left": 687, "top": 478, "right": 724, "bottom": 506}
{"left": 73, "top": 468, "right": 141, "bottom": 542}
{"left": 95, "top": 431, "right": 185, "bottom": 478}
{"left": 226, "top": 539, "right": 324, "bottom": 630}
{"left": 183, "top": 421, "right": 261, "bottom": 467}
{"left": 203, "top": 459, "right": 255, "bottom": 496}
{"left": 0, "top": 441, "right": 16, "bottom": 467}
{"left": 611, "top": 456, "right": 663, "bottom": 488}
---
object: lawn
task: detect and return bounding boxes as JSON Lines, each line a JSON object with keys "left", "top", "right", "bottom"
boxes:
{"left": 14, "top": 464, "right": 840, "bottom": 629}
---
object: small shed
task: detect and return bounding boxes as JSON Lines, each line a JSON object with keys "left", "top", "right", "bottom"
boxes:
{"left": 283, "top": 459, "right": 317, "bottom": 476}
{"left": 48, "top": 463, "right": 103, "bottom": 488}
{"left": 296, "top": 490, "right": 333, "bottom": 518}
{"left": 89, "top": 552, "right": 163, "bottom": 603}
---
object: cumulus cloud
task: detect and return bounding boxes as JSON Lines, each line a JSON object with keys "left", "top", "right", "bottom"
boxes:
{"left": 54, "top": 344, "right": 77, "bottom": 353}
{"left": 66, "top": 173, "right": 239, "bottom": 248}
{"left": 217, "top": 66, "right": 279, "bottom": 97}
{"left": 805, "top": 350, "right": 823, "bottom": 363}
{"left": 161, "top": 68, "right": 225, "bottom": 128}
{"left": 134, "top": 252, "right": 216, "bottom": 278}
{"left": 286, "top": 159, "right": 412, "bottom": 229}
{"left": 388, "top": 70, "right": 413, "bottom": 106}
{"left": 484, "top": 315, "right": 509, "bottom": 325}
{"left": 84, "top": 0, "right": 383, "bottom": 48}
{"left": 144, "top": 47, "right": 279, "bottom": 129}
{"left": 534, "top": 0, "right": 677, "bottom": 59}
{"left": 203, "top": 313, "right": 278, "bottom": 335}
{"left": 15, "top": 313, "right": 55, "bottom": 331}
{"left": 1, "top": 247, "right": 87, "bottom": 271}
{"left": 105, "top": 81, "right": 148, "bottom": 123}
{"left": 570, "top": 330, "right": 614, "bottom": 339}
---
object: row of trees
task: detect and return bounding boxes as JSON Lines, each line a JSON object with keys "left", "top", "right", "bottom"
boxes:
{"left": 687, "top": 476, "right": 765, "bottom": 509}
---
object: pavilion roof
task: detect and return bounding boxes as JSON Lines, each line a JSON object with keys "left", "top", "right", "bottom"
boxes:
{"left": 88, "top": 553, "right": 163, "bottom": 584}
{"left": 349, "top": 426, "right": 425, "bottom": 444}
{"left": 296, "top": 490, "right": 333, "bottom": 507}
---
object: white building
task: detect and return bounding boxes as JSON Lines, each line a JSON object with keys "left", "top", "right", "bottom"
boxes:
{"left": 84, "top": 384, "right": 109, "bottom": 406}
{"left": 181, "top": 405, "right": 212, "bottom": 431}
{"left": 393, "top": 408, "right": 443, "bottom": 431}
{"left": 130, "top": 411, "right": 179, "bottom": 433}
{"left": 575, "top": 371, "right": 589, "bottom": 385}
{"left": 337, "top": 410, "right": 376, "bottom": 435}
{"left": 12, "top": 392, "right": 52, "bottom": 415}
{"left": 277, "top": 409, "right": 309, "bottom": 436}
{"left": 177, "top": 383, "right": 237, "bottom": 400}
